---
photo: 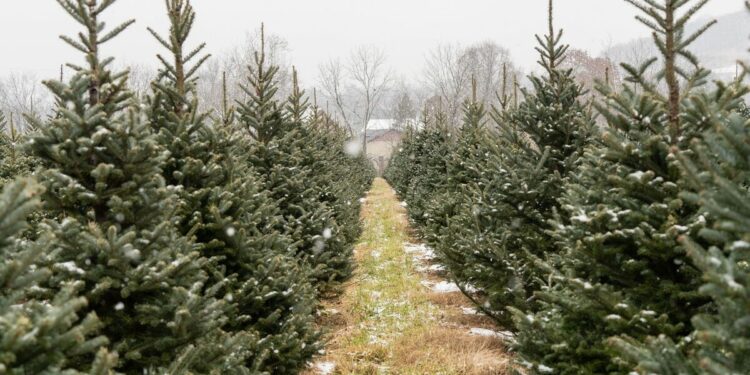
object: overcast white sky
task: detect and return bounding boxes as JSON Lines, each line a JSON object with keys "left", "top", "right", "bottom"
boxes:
{"left": 0, "top": 1, "right": 745, "bottom": 85}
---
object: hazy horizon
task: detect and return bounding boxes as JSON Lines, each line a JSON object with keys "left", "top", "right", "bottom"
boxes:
{"left": 0, "top": 1, "right": 745, "bottom": 86}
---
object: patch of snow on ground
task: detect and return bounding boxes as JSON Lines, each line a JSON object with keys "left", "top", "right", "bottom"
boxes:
{"left": 421, "top": 280, "right": 478, "bottom": 294}
{"left": 404, "top": 243, "right": 436, "bottom": 261}
{"left": 470, "top": 328, "right": 516, "bottom": 341}
{"left": 470, "top": 328, "right": 498, "bottom": 337}
{"left": 462, "top": 307, "right": 480, "bottom": 315}
{"left": 428, "top": 264, "right": 446, "bottom": 272}
{"left": 400, "top": 201, "right": 408, "bottom": 207}
{"left": 315, "top": 362, "right": 335, "bottom": 375}
{"left": 415, "top": 263, "right": 443, "bottom": 273}
{"left": 431, "top": 281, "right": 461, "bottom": 293}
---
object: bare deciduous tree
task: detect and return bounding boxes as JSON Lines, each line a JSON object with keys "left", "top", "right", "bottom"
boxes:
{"left": 318, "top": 46, "right": 392, "bottom": 154}
{"left": 319, "top": 59, "right": 354, "bottom": 136}
{"left": 422, "top": 41, "right": 520, "bottom": 126}
{"left": 605, "top": 38, "right": 658, "bottom": 84}
{"left": 423, "top": 43, "right": 470, "bottom": 125}
{"left": 561, "top": 48, "right": 620, "bottom": 99}
{"left": 350, "top": 46, "right": 392, "bottom": 154}
{"left": 0, "top": 72, "right": 51, "bottom": 132}
{"left": 126, "top": 63, "right": 157, "bottom": 98}
{"left": 463, "top": 41, "right": 517, "bottom": 105}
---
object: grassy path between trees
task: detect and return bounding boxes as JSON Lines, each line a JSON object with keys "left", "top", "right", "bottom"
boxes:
{"left": 304, "top": 178, "right": 512, "bottom": 375}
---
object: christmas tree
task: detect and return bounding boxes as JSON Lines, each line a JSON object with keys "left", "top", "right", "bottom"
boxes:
{"left": 384, "top": 125, "right": 417, "bottom": 197}
{"left": 398, "top": 118, "right": 452, "bottom": 226}
{"left": 612, "top": 80, "right": 750, "bottom": 374}
{"left": 286, "top": 70, "right": 373, "bottom": 260}
{"left": 513, "top": 1, "right": 746, "bottom": 373}
{"left": 0, "top": 112, "right": 38, "bottom": 187}
{"left": 26, "top": 0, "right": 237, "bottom": 371}
{"left": 237, "top": 27, "right": 351, "bottom": 288}
{"left": 386, "top": 104, "right": 456, "bottom": 242}
{"left": 445, "top": 0, "right": 593, "bottom": 326}
{"left": 418, "top": 81, "right": 507, "bottom": 320}
{"left": 146, "top": 2, "right": 321, "bottom": 372}
{"left": 386, "top": 103, "right": 440, "bottom": 196}
{"left": 0, "top": 178, "right": 117, "bottom": 374}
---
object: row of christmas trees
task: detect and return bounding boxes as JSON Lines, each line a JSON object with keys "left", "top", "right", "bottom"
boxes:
{"left": 387, "top": 0, "right": 750, "bottom": 374}
{"left": 0, "top": 0, "right": 374, "bottom": 373}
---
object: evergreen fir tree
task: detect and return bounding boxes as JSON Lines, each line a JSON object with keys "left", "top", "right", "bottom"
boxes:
{"left": 26, "top": 0, "right": 235, "bottom": 371}
{"left": 421, "top": 80, "right": 503, "bottom": 318}
{"left": 612, "top": 95, "right": 750, "bottom": 375}
{"left": 514, "top": 1, "right": 746, "bottom": 373}
{"left": 0, "top": 178, "right": 117, "bottom": 374}
{"left": 146, "top": 2, "right": 320, "bottom": 372}
{"left": 386, "top": 104, "right": 452, "bottom": 220}
{"left": 399, "top": 117, "right": 452, "bottom": 226}
{"left": 237, "top": 27, "right": 351, "bottom": 288}
{"left": 443, "top": 0, "right": 593, "bottom": 325}
{"left": 0, "top": 113, "right": 38, "bottom": 187}
{"left": 384, "top": 127, "right": 416, "bottom": 196}
{"left": 316, "top": 113, "right": 374, "bottom": 216}
{"left": 385, "top": 103, "right": 436, "bottom": 194}
{"left": 287, "top": 69, "right": 372, "bottom": 257}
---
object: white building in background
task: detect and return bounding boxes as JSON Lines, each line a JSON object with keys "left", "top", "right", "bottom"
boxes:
{"left": 366, "top": 119, "right": 397, "bottom": 131}
{"left": 363, "top": 119, "right": 405, "bottom": 176}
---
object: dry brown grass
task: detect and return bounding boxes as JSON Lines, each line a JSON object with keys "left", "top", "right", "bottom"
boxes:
{"left": 425, "top": 291, "right": 470, "bottom": 308}
{"left": 425, "top": 292, "right": 499, "bottom": 328}
{"left": 391, "top": 326, "right": 511, "bottom": 375}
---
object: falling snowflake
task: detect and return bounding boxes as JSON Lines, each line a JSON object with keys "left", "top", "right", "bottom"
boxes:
{"left": 344, "top": 140, "right": 362, "bottom": 157}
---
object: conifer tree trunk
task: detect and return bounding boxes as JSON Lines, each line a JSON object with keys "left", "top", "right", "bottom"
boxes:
{"left": 664, "top": 0, "right": 680, "bottom": 141}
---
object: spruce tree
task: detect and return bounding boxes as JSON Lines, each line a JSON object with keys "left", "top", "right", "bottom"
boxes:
{"left": 0, "top": 113, "right": 38, "bottom": 187}
{"left": 514, "top": 1, "right": 746, "bottom": 373}
{"left": 386, "top": 104, "right": 439, "bottom": 194}
{"left": 614, "top": 102, "right": 750, "bottom": 375}
{"left": 237, "top": 28, "right": 350, "bottom": 288}
{"left": 384, "top": 127, "right": 416, "bottom": 196}
{"left": 286, "top": 70, "right": 372, "bottom": 256}
{"left": 0, "top": 178, "right": 117, "bottom": 374}
{"left": 420, "top": 81, "right": 504, "bottom": 316}
{"left": 393, "top": 93, "right": 417, "bottom": 130}
{"left": 400, "top": 119, "right": 452, "bottom": 226}
{"left": 146, "top": 2, "right": 320, "bottom": 372}
{"left": 443, "top": 0, "right": 593, "bottom": 325}
{"left": 317, "top": 102, "right": 375, "bottom": 210}
{"left": 26, "top": 0, "right": 234, "bottom": 371}
{"left": 386, "top": 105, "right": 452, "bottom": 223}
